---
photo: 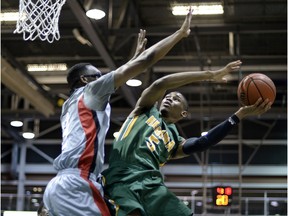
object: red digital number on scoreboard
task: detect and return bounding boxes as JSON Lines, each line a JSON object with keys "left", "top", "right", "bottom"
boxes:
{"left": 213, "top": 186, "right": 233, "bottom": 206}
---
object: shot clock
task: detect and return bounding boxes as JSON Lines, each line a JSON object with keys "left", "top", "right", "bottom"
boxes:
{"left": 212, "top": 186, "right": 233, "bottom": 206}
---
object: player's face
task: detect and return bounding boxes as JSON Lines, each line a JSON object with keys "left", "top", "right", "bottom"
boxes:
{"left": 80, "top": 66, "right": 102, "bottom": 84}
{"left": 81, "top": 74, "right": 100, "bottom": 82}
{"left": 159, "top": 92, "right": 187, "bottom": 122}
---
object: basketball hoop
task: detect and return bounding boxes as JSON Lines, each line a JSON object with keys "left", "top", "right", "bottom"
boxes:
{"left": 14, "top": 0, "right": 67, "bottom": 43}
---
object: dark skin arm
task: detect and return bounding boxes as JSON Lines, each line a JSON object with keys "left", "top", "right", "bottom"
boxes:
{"left": 130, "top": 60, "right": 243, "bottom": 117}
{"left": 113, "top": 8, "right": 193, "bottom": 89}
{"left": 172, "top": 98, "right": 272, "bottom": 159}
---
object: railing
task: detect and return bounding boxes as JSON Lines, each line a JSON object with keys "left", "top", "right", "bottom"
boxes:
{"left": 177, "top": 193, "right": 287, "bottom": 215}
{"left": 1, "top": 192, "right": 287, "bottom": 215}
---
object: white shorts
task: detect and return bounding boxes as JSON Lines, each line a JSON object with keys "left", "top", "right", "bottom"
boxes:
{"left": 43, "top": 168, "right": 110, "bottom": 216}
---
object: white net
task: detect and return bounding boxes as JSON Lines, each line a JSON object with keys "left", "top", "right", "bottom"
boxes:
{"left": 14, "top": 0, "right": 67, "bottom": 43}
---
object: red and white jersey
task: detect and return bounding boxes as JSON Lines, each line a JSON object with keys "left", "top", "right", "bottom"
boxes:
{"left": 53, "top": 72, "right": 115, "bottom": 178}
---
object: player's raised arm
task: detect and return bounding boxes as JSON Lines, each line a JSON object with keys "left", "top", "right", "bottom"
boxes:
{"left": 131, "top": 60, "right": 242, "bottom": 116}
{"left": 113, "top": 9, "right": 193, "bottom": 88}
{"left": 130, "top": 29, "right": 148, "bottom": 61}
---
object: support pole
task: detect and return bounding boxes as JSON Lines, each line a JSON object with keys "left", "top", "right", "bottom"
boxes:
{"left": 16, "top": 141, "right": 27, "bottom": 210}
{"left": 238, "top": 122, "right": 243, "bottom": 214}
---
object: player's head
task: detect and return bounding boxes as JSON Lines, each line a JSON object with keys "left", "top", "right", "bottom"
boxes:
{"left": 67, "top": 63, "right": 102, "bottom": 91}
{"left": 159, "top": 91, "right": 188, "bottom": 123}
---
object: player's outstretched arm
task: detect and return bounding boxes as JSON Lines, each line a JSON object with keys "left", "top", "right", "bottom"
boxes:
{"left": 113, "top": 8, "right": 193, "bottom": 88}
{"left": 154, "top": 60, "right": 242, "bottom": 89}
{"left": 131, "top": 60, "right": 241, "bottom": 116}
{"left": 172, "top": 98, "right": 272, "bottom": 159}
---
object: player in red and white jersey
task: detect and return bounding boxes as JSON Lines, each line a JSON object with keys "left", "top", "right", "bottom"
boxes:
{"left": 42, "top": 9, "right": 194, "bottom": 216}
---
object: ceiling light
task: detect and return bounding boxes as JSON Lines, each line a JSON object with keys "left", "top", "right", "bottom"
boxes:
{"left": 270, "top": 201, "right": 279, "bottom": 207}
{"left": 86, "top": 8, "right": 106, "bottom": 20}
{"left": 10, "top": 120, "right": 23, "bottom": 127}
{"left": 22, "top": 132, "right": 35, "bottom": 139}
{"left": 126, "top": 79, "right": 142, "bottom": 87}
{"left": 27, "top": 63, "right": 67, "bottom": 72}
{"left": 172, "top": 3, "right": 224, "bottom": 16}
{"left": 0, "top": 12, "right": 26, "bottom": 22}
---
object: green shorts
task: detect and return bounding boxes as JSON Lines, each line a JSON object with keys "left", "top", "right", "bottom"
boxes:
{"left": 104, "top": 171, "right": 192, "bottom": 216}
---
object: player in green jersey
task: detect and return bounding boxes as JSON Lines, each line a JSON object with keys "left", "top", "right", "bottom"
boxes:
{"left": 102, "top": 60, "right": 271, "bottom": 216}
{"left": 103, "top": 59, "right": 271, "bottom": 215}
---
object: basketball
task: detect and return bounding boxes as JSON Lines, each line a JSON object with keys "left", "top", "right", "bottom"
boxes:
{"left": 237, "top": 73, "right": 276, "bottom": 106}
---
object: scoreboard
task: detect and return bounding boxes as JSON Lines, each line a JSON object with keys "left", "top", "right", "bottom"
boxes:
{"left": 212, "top": 186, "right": 233, "bottom": 206}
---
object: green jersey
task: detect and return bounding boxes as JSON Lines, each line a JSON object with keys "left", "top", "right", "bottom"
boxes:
{"left": 102, "top": 106, "right": 193, "bottom": 216}
{"left": 103, "top": 106, "right": 184, "bottom": 184}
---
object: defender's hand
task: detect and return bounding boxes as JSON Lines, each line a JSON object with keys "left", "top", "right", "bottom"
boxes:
{"left": 179, "top": 7, "right": 193, "bottom": 37}
{"left": 132, "top": 29, "right": 148, "bottom": 59}
{"left": 213, "top": 60, "right": 242, "bottom": 82}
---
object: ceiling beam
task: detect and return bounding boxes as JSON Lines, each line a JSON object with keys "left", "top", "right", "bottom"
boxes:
{"left": 1, "top": 47, "right": 52, "bottom": 100}
{"left": 1, "top": 178, "right": 286, "bottom": 189}
{"left": 1, "top": 57, "right": 55, "bottom": 117}
{"left": 67, "top": 0, "right": 137, "bottom": 107}
{"left": 1, "top": 106, "right": 286, "bottom": 120}
{"left": 165, "top": 182, "right": 287, "bottom": 189}
{"left": 1, "top": 164, "right": 286, "bottom": 177}
{"left": 67, "top": 0, "right": 116, "bottom": 68}
{"left": 108, "top": 23, "right": 287, "bottom": 36}
{"left": 1, "top": 139, "right": 287, "bottom": 146}
{"left": 108, "top": 0, "right": 129, "bottom": 48}
{"left": 15, "top": 54, "right": 287, "bottom": 62}
{"left": 24, "top": 64, "right": 287, "bottom": 85}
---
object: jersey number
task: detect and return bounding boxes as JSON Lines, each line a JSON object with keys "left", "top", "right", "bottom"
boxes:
{"left": 145, "top": 116, "right": 175, "bottom": 153}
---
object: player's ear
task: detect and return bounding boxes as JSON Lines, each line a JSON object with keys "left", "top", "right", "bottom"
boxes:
{"left": 80, "top": 75, "right": 88, "bottom": 84}
{"left": 181, "top": 110, "right": 188, "bottom": 118}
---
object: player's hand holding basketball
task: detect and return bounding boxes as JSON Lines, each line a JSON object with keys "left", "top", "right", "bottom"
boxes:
{"left": 212, "top": 60, "right": 242, "bottom": 82}
{"left": 235, "top": 98, "right": 272, "bottom": 120}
